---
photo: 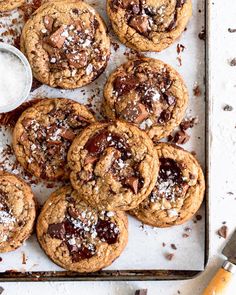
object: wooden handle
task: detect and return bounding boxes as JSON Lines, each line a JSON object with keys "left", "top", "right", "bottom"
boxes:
{"left": 202, "top": 267, "right": 233, "bottom": 295}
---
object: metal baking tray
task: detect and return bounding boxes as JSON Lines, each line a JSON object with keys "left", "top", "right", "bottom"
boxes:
{"left": 0, "top": 0, "right": 210, "bottom": 281}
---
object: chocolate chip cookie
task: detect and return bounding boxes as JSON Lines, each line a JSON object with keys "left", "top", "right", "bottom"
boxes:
{"left": 0, "top": 171, "right": 36, "bottom": 252}
{"left": 103, "top": 58, "right": 188, "bottom": 141}
{"left": 107, "top": 0, "right": 192, "bottom": 52}
{"left": 0, "top": 0, "right": 24, "bottom": 12}
{"left": 21, "top": 0, "right": 110, "bottom": 89}
{"left": 13, "top": 98, "right": 95, "bottom": 180}
{"left": 68, "top": 121, "right": 159, "bottom": 211}
{"left": 130, "top": 143, "right": 205, "bottom": 227}
{"left": 37, "top": 186, "right": 128, "bottom": 272}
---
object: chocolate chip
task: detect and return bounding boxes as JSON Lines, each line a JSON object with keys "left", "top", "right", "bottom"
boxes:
{"left": 47, "top": 222, "right": 66, "bottom": 240}
{"left": 217, "top": 225, "right": 228, "bottom": 239}
{"left": 223, "top": 104, "right": 233, "bottom": 111}
{"left": 135, "top": 290, "right": 148, "bottom": 295}
{"left": 172, "top": 130, "right": 190, "bottom": 145}
{"left": 129, "top": 16, "right": 149, "bottom": 34}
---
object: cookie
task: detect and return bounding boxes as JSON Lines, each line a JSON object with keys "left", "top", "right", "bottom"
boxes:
{"left": 13, "top": 98, "right": 95, "bottom": 180}
{"left": 0, "top": 0, "right": 24, "bottom": 12}
{"left": 107, "top": 0, "right": 192, "bottom": 52}
{"left": 0, "top": 171, "right": 36, "bottom": 252}
{"left": 130, "top": 143, "right": 205, "bottom": 227}
{"left": 68, "top": 120, "right": 159, "bottom": 211}
{"left": 103, "top": 58, "right": 188, "bottom": 141}
{"left": 20, "top": 0, "right": 110, "bottom": 89}
{"left": 37, "top": 186, "right": 128, "bottom": 272}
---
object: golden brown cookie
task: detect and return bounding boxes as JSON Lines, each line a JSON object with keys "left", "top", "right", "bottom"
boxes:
{"left": 37, "top": 186, "right": 128, "bottom": 272}
{"left": 103, "top": 58, "right": 188, "bottom": 141}
{"left": 130, "top": 143, "right": 205, "bottom": 227}
{"left": 21, "top": 0, "right": 110, "bottom": 89}
{"left": 13, "top": 98, "right": 95, "bottom": 180}
{"left": 107, "top": 0, "right": 192, "bottom": 52}
{"left": 0, "top": 171, "right": 36, "bottom": 252}
{"left": 68, "top": 121, "right": 159, "bottom": 211}
{"left": 0, "top": 0, "right": 24, "bottom": 12}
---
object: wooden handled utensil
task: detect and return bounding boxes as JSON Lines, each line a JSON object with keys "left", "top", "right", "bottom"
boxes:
{"left": 202, "top": 229, "right": 236, "bottom": 294}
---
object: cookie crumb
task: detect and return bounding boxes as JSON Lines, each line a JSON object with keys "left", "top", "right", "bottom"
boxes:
{"left": 162, "top": 242, "right": 166, "bottom": 247}
{"left": 170, "top": 130, "right": 190, "bottom": 145}
{"left": 180, "top": 117, "right": 197, "bottom": 131}
{"left": 217, "top": 225, "right": 228, "bottom": 239}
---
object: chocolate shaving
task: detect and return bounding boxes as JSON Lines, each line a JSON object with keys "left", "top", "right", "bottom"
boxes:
{"left": 193, "top": 85, "right": 202, "bottom": 97}
{"left": 223, "top": 105, "right": 233, "bottom": 111}
{"left": 165, "top": 253, "right": 174, "bottom": 260}
{"left": 170, "top": 130, "right": 190, "bottom": 145}
{"left": 198, "top": 29, "right": 206, "bottom": 40}
{"left": 135, "top": 290, "right": 148, "bottom": 295}
{"left": 217, "top": 225, "right": 228, "bottom": 239}
{"left": 228, "top": 28, "right": 236, "bottom": 33}
{"left": 177, "top": 44, "right": 185, "bottom": 54}
{"left": 229, "top": 58, "right": 236, "bottom": 67}
{"left": 170, "top": 244, "right": 177, "bottom": 250}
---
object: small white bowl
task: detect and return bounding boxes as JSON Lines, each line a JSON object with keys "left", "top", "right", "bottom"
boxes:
{"left": 0, "top": 42, "right": 32, "bottom": 113}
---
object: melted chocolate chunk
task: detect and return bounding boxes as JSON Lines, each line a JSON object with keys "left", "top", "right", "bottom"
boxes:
{"left": 47, "top": 222, "right": 66, "bottom": 240}
{"left": 159, "top": 158, "right": 183, "bottom": 184}
{"left": 113, "top": 75, "right": 138, "bottom": 96}
{"left": 96, "top": 219, "right": 119, "bottom": 244}
{"left": 68, "top": 243, "right": 96, "bottom": 262}
{"left": 158, "top": 110, "right": 171, "bottom": 124}
{"left": 85, "top": 130, "right": 131, "bottom": 160}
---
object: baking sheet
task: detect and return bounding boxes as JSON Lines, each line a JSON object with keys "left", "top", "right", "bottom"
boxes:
{"left": 0, "top": 0, "right": 206, "bottom": 273}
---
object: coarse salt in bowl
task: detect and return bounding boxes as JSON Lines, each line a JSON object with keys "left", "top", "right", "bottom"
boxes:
{"left": 0, "top": 42, "right": 32, "bottom": 113}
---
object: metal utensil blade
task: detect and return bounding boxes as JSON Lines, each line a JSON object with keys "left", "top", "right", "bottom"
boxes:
{"left": 222, "top": 229, "right": 236, "bottom": 264}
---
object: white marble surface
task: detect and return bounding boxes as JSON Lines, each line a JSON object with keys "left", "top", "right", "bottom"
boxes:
{"left": 1, "top": 0, "right": 236, "bottom": 293}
